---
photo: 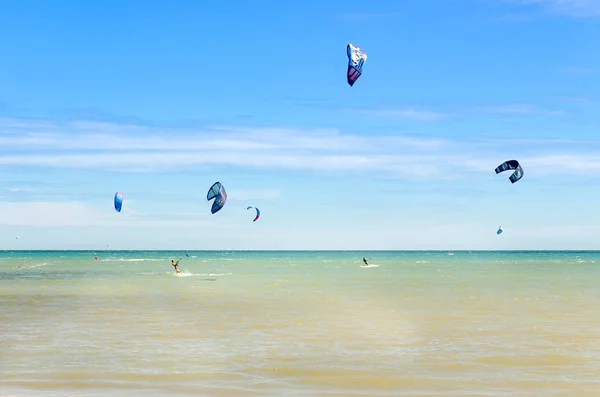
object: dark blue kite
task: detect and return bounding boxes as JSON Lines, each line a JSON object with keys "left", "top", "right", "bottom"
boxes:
{"left": 495, "top": 160, "right": 523, "bottom": 184}
{"left": 207, "top": 182, "right": 227, "bottom": 214}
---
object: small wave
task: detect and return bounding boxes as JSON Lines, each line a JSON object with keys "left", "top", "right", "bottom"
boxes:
{"left": 361, "top": 264, "right": 380, "bottom": 268}
{"left": 100, "top": 258, "right": 164, "bottom": 262}
{"left": 27, "top": 262, "right": 51, "bottom": 268}
{"left": 175, "top": 271, "right": 232, "bottom": 277}
{"left": 416, "top": 261, "right": 430, "bottom": 264}
{"left": 176, "top": 272, "right": 203, "bottom": 277}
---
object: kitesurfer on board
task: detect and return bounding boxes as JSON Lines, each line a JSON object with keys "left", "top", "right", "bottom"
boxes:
{"left": 171, "top": 259, "right": 180, "bottom": 274}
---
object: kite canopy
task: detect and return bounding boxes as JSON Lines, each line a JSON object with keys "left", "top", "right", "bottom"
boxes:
{"left": 497, "top": 225, "right": 503, "bottom": 235}
{"left": 207, "top": 182, "right": 227, "bottom": 214}
{"left": 495, "top": 160, "right": 523, "bottom": 183}
{"left": 347, "top": 43, "right": 367, "bottom": 87}
{"left": 114, "top": 192, "right": 123, "bottom": 212}
{"left": 247, "top": 206, "right": 260, "bottom": 222}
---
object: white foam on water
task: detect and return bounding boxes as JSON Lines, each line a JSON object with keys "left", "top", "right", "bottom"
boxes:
{"left": 27, "top": 262, "right": 51, "bottom": 268}
{"left": 176, "top": 272, "right": 204, "bottom": 277}
{"left": 106, "top": 258, "right": 164, "bottom": 262}
{"left": 175, "top": 271, "right": 233, "bottom": 277}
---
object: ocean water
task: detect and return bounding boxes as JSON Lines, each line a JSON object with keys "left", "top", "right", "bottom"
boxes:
{"left": 2, "top": 250, "right": 600, "bottom": 397}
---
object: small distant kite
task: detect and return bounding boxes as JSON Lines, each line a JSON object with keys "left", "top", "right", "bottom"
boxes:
{"left": 247, "top": 206, "right": 260, "bottom": 222}
{"left": 114, "top": 192, "right": 123, "bottom": 212}
{"left": 495, "top": 160, "right": 523, "bottom": 183}
{"left": 347, "top": 43, "right": 367, "bottom": 87}
{"left": 497, "top": 225, "right": 503, "bottom": 235}
{"left": 207, "top": 182, "right": 227, "bottom": 214}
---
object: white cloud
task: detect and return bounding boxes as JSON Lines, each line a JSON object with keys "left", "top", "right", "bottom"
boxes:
{"left": 0, "top": 117, "right": 56, "bottom": 130}
{"left": 351, "top": 103, "right": 566, "bottom": 120}
{"left": 225, "top": 188, "right": 282, "bottom": 201}
{"left": 521, "top": 154, "right": 600, "bottom": 172}
{"left": 356, "top": 107, "right": 448, "bottom": 120}
{"left": 0, "top": 201, "right": 220, "bottom": 228}
{"left": 0, "top": 201, "right": 108, "bottom": 226}
{"left": 559, "top": 66, "right": 595, "bottom": 74}
{"left": 6, "top": 187, "right": 39, "bottom": 193}
{"left": 478, "top": 103, "right": 564, "bottom": 116}
{"left": 0, "top": 116, "right": 598, "bottom": 180}
{"left": 0, "top": 117, "right": 457, "bottom": 176}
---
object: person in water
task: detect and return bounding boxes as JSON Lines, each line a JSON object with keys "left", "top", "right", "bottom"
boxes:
{"left": 362, "top": 257, "right": 369, "bottom": 266}
{"left": 171, "top": 259, "right": 180, "bottom": 273}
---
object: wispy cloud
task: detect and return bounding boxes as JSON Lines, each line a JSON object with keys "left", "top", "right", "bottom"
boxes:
{"left": 559, "top": 66, "right": 595, "bottom": 74}
{"left": 225, "top": 188, "right": 282, "bottom": 201}
{"left": 0, "top": 117, "right": 457, "bottom": 177}
{"left": 350, "top": 102, "right": 565, "bottom": 119}
{"left": 0, "top": 201, "right": 223, "bottom": 227}
{"left": 0, "top": 116, "right": 598, "bottom": 180}
{"left": 0, "top": 201, "right": 128, "bottom": 226}
{"left": 478, "top": 103, "right": 565, "bottom": 116}
{"left": 6, "top": 187, "right": 40, "bottom": 193}
{"left": 553, "top": 96, "right": 592, "bottom": 104}
{"left": 522, "top": 154, "right": 600, "bottom": 171}
{"left": 504, "top": 0, "right": 600, "bottom": 18}
{"left": 354, "top": 107, "right": 449, "bottom": 121}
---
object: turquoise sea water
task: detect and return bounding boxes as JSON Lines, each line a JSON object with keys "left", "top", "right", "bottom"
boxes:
{"left": 2, "top": 250, "right": 600, "bottom": 396}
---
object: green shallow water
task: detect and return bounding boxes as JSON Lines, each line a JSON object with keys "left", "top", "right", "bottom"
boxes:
{"left": 2, "top": 250, "right": 600, "bottom": 396}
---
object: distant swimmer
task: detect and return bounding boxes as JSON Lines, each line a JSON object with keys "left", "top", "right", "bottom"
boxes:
{"left": 362, "top": 257, "right": 369, "bottom": 266}
{"left": 171, "top": 259, "right": 180, "bottom": 274}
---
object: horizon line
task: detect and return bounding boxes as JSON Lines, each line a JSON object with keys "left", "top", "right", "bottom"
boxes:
{"left": 2, "top": 249, "right": 600, "bottom": 253}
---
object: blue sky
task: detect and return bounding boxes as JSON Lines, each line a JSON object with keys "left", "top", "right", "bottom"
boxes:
{"left": 0, "top": 0, "right": 599, "bottom": 250}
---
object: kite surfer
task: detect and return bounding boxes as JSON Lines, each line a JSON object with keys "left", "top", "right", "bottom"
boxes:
{"left": 362, "top": 257, "right": 369, "bottom": 266}
{"left": 171, "top": 259, "right": 180, "bottom": 274}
